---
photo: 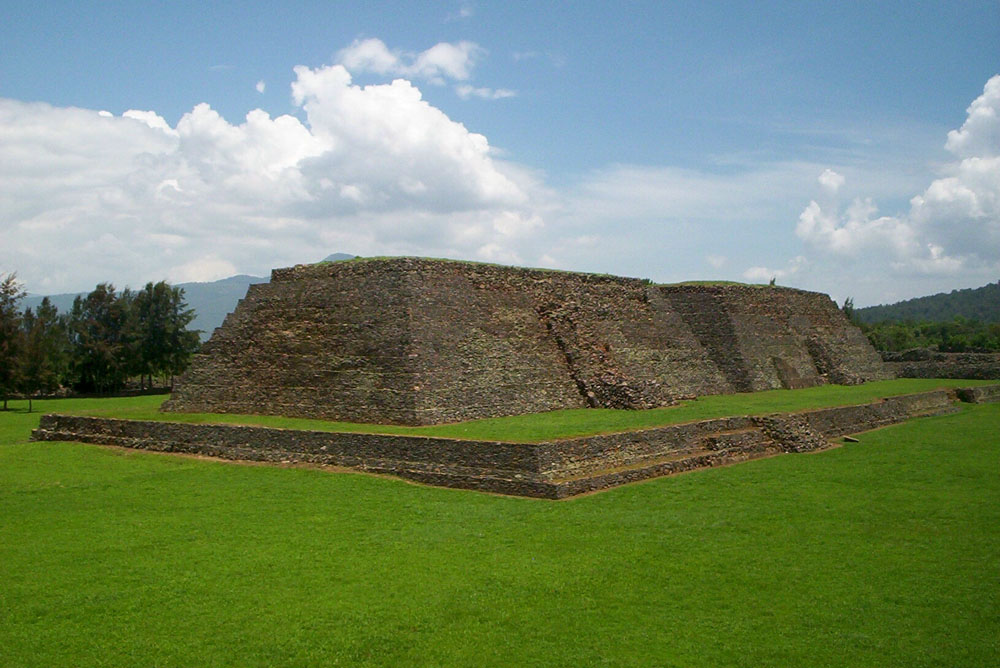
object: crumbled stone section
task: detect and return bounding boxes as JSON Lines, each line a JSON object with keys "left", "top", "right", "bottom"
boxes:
{"left": 37, "top": 387, "right": 993, "bottom": 499}
{"left": 163, "top": 258, "right": 891, "bottom": 425}
{"left": 955, "top": 385, "right": 1000, "bottom": 403}
{"left": 751, "top": 415, "right": 830, "bottom": 453}
{"left": 882, "top": 349, "right": 1000, "bottom": 380}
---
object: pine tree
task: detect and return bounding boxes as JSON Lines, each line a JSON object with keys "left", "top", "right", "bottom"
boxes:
{"left": 19, "top": 298, "right": 66, "bottom": 411}
{"left": 134, "top": 282, "right": 170, "bottom": 389}
{"left": 133, "top": 282, "right": 200, "bottom": 388}
{"left": 0, "top": 273, "right": 26, "bottom": 410}
{"left": 163, "top": 284, "right": 201, "bottom": 385}
{"left": 67, "top": 284, "right": 135, "bottom": 393}
{"left": 842, "top": 297, "right": 858, "bottom": 325}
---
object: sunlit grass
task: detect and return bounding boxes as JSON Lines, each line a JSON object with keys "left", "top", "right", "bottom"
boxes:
{"left": 1, "top": 394, "right": 997, "bottom": 666}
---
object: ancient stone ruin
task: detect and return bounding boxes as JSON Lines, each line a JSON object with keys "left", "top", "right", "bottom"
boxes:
{"left": 882, "top": 349, "right": 1000, "bottom": 380}
{"left": 163, "top": 257, "right": 891, "bottom": 425}
{"left": 36, "top": 387, "right": 999, "bottom": 498}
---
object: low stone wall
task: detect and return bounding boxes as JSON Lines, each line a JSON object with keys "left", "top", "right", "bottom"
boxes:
{"left": 32, "top": 387, "right": 994, "bottom": 498}
{"left": 882, "top": 349, "right": 1000, "bottom": 380}
{"left": 793, "top": 390, "right": 958, "bottom": 436}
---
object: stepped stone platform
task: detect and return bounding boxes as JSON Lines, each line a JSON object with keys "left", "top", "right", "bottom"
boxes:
{"left": 883, "top": 349, "right": 1000, "bottom": 380}
{"left": 33, "top": 387, "right": 996, "bottom": 499}
{"left": 162, "top": 258, "right": 891, "bottom": 426}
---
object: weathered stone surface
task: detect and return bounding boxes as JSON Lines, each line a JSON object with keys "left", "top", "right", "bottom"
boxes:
{"left": 36, "top": 387, "right": 992, "bottom": 499}
{"left": 955, "top": 384, "right": 1000, "bottom": 403}
{"left": 882, "top": 349, "right": 1000, "bottom": 380}
{"left": 659, "top": 284, "right": 890, "bottom": 391}
{"left": 163, "top": 258, "right": 891, "bottom": 425}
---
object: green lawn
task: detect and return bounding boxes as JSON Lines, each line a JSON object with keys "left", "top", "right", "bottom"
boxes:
{"left": 31, "top": 377, "right": 999, "bottom": 442}
{"left": 1, "top": 392, "right": 998, "bottom": 666}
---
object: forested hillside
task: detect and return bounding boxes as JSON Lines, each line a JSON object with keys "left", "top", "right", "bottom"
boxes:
{"left": 848, "top": 280, "right": 1000, "bottom": 352}
{"left": 856, "top": 281, "right": 1000, "bottom": 323}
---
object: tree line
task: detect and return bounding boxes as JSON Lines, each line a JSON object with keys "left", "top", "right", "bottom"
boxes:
{"left": 843, "top": 297, "right": 1000, "bottom": 353}
{"left": 860, "top": 318, "right": 1000, "bottom": 353}
{"left": 0, "top": 273, "right": 201, "bottom": 410}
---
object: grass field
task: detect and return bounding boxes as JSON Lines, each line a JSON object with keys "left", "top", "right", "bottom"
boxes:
{"left": 28, "top": 377, "right": 999, "bottom": 442}
{"left": 1, "top": 387, "right": 998, "bottom": 666}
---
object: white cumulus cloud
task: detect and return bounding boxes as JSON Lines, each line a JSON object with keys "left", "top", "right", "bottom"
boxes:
{"left": 335, "top": 38, "right": 400, "bottom": 76}
{"left": 336, "top": 38, "right": 484, "bottom": 85}
{"left": 411, "top": 41, "right": 483, "bottom": 83}
{"left": 794, "top": 75, "right": 1000, "bottom": 278}
{"left": 336, "top": 38, "right": 514, "bottom": 99}
{"left": 945, "top": 75, "right": 1000, "bottom": 159}
{"left": 818, "top": 168, "right": 844, "bottom": 193}
{"left": 0, "top": 56, "right": 539, "bottom": 293}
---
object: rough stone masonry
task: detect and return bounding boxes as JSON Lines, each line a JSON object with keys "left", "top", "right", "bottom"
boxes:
{"left": 36, "top": 389, "right": 984, "bottom": 499}
{"left": 162, "top": 257, "right": 892, "bottom": 425}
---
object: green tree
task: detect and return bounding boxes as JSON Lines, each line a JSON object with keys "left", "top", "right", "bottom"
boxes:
{"left": 36, "top": 297, "right": 70, "bottom": 381}
{"left": 64, "top": 281, "right": 198, "bottom": 394}
{"left": 842, "top": 297, "right": 858, "bottom": 325}
{"left": 859, "top": 315, "right": 1000, "bottom": 353}
{"left": 162, "top": 284, "right": 201, "bottom": 384}
{"left": 133, "top": 281, "right": 200, "bottom": 388}
{"left": 67, "top": 284, "right": 136, "bottom": 393}
{"left": 18, "top": 297, "right": 66, "bottom": 411}
{"left": 0, "top": 273, "right": 26, "bottom": 409}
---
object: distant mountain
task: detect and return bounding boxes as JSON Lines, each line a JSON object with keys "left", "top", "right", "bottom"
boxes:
{"left": 172, "top": 274, "right": 271, "bottom": 339}
{"left": 22, "top": 253, "right": 356, "bottom": 341}
{"left": 21, "top": 292, "right": 81, "bottom": 318}
{"left": 856, "top": 281, "right": 1000, "bottom": 324}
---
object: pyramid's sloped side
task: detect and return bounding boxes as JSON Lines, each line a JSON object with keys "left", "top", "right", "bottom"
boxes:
{"left": 661, "top": 285, "right": 892, "bottom": 392}
{"left": 163, "top": 263, "right": 422, "bottom": 423}
{"left": 774, "top": 290, "right": 891, "bottom": 385}
{"left": 400, "top": 262, "right": 733, "bottom": 423}
{"left": 509, "top": 272, "right": 732, "bottom": 405}
{"left": 401, "top": 264, "right": 588, "bottom": 423}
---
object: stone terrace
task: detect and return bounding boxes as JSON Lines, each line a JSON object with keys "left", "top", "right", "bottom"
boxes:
{"left": 36, "top": 387, "right": 997, "bottom": 499}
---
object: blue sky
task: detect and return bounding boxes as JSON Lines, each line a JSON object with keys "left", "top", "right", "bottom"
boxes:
{"left": 1, "top": 1, "right": 998, "bottom": 305}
